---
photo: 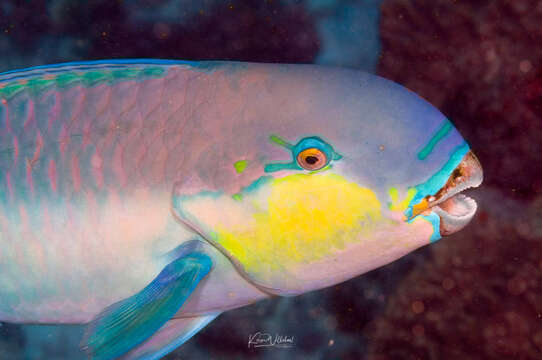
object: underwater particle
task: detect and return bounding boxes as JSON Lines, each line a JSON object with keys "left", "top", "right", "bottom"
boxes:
{"left": 507, "top": 276, "right": 527, "bottom": 296}
{"left": 442, "top": 278, "right": 455, "bottom": 290}
{"left": 520, "top": 60, "right": 532, "bottom": 73}
{"left": 412, "top": 324, "right": 424, "bottom": 337}
{"left": 411, "top": 300, "right": 424, "bottom": 314}
{"left": 153, "top": 22, "right": 171, "bottom": 39}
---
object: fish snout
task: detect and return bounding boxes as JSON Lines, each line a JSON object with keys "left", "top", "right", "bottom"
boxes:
{"left": 409, "top": 150, "right": 483, "bottom": 235}
{"left": 430, "top": 150, "right": 483, "bottom": 235}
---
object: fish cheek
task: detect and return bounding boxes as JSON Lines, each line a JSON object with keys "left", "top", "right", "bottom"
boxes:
{"left": 171, "top": 173, "right": 383, "bottom": 295}
{"left": 170, "top": 180, "right": 294, "bottom": 290}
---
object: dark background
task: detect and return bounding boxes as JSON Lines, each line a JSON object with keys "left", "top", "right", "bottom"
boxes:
{"left": 0, "top": 0, "right": 541, "bottom": 359}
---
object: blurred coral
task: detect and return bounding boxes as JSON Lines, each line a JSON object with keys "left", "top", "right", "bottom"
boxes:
{"left": 0, "top": 0, "right": 319, "bottom": 70}
{"left": 378, "top": 0, "right": 542, "bottom": 198}
{"left": 370, "top": 0, "right": 542, "bottom": 358}
{"left": 367, "top": 188, "right": 542, "bottom": 359}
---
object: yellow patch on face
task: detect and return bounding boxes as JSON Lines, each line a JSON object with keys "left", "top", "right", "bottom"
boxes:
{"left": 211, "top": 173, "right": 381, "bottom": 277}
{"left": 388, "top": 187, "right": 417, "bottom": 212}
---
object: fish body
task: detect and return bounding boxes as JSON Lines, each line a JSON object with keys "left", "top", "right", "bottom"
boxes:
{"left": 0, "top": 61, "right": 272, "bottom": 325}
{"left": 0, "top": 60, "right": 482, "bottom": 358}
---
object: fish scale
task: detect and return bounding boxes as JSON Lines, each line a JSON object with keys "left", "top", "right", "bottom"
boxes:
{"left": 0, "top": 65, "right": 198, "bottom": 205}
{"left": 0, "top": 61, "right": 232, "bottom": 322}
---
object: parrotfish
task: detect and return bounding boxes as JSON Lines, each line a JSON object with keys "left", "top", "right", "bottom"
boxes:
{"left": 0, "top": 60, "right": 483, "bottom": 359}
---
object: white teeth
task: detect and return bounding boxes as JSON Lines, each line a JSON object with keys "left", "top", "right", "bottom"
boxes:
{"left": 428, "top": 180, "right": 474, "bottom": 209}
{"left": 424, "top": 150, "right": 483, "bottom": 235}
{"left": 427, "top": 150, "right": 483, "bottom": 211}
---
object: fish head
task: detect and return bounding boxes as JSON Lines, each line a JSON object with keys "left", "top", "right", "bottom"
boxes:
{"left": 171, "top": 63, "right": 483, "bottom": 296}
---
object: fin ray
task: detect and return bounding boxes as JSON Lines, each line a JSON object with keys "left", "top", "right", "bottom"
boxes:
{"left": 81, "top": 252, "right": 212, "bottom": 360}
{"left": 120, "top": 314, "right": 220, "bottom": 360}
{"left": 0, "top": 59, "right": 193, "bottom": 82}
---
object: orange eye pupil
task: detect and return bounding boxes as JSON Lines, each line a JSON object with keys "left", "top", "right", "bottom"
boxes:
{"left": 297, "top": 148, "right": 327, "bottom": 170}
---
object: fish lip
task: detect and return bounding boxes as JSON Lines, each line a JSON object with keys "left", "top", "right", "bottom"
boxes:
{"left": 432, "top": 194, "right": 478, "bottom": 235}
{"left": 427, "top": 150, "right": 483, "bottom": 235}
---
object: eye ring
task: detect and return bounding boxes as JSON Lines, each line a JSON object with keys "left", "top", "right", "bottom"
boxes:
{"left": 297, "top": 148, "right": 327, "bottom": 171}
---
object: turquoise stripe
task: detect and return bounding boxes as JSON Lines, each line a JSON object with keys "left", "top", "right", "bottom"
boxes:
{"left": 417, "top": 120, "right": 453, "bottom": 160}
{"left": 421, "top": 212, "right": 441, "bottom": 242}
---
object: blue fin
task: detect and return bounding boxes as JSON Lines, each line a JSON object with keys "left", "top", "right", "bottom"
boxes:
{"left": 81, "top": 252, "right": 213, "bottom": 360}
{"left": 120, "top": 313, "right": 220, "bottom": 360}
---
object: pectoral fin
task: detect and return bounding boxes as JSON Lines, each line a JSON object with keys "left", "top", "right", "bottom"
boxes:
{"left": 81, "top": 252, "right": 213, "bottom": 360}
{"left": 119, "top": 313, "right": 220, "bottom": 360}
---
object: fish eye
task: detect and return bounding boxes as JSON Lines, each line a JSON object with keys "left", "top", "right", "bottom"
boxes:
{"left": 291, "top": 136, "right": 338, "bottom": 172}
{"left": 297, "top": 148, "right": 327, "bottom": 170}
{"left": 266, "top": 135, "right": 340, "bottom": 173}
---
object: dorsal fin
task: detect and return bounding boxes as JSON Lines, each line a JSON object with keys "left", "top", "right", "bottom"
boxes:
{"left": 0, "top": 59, "right": 194, "bottom": 83}
{"left": 0, "top": 59, "right": 219, "bottom": 100}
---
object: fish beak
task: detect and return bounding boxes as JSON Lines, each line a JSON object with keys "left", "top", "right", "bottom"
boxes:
{"left": 410, "top": 150, "right": 484, "bottom": 234}
{"left": 410, "top": 197, "right": 430, "bottom": 218}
